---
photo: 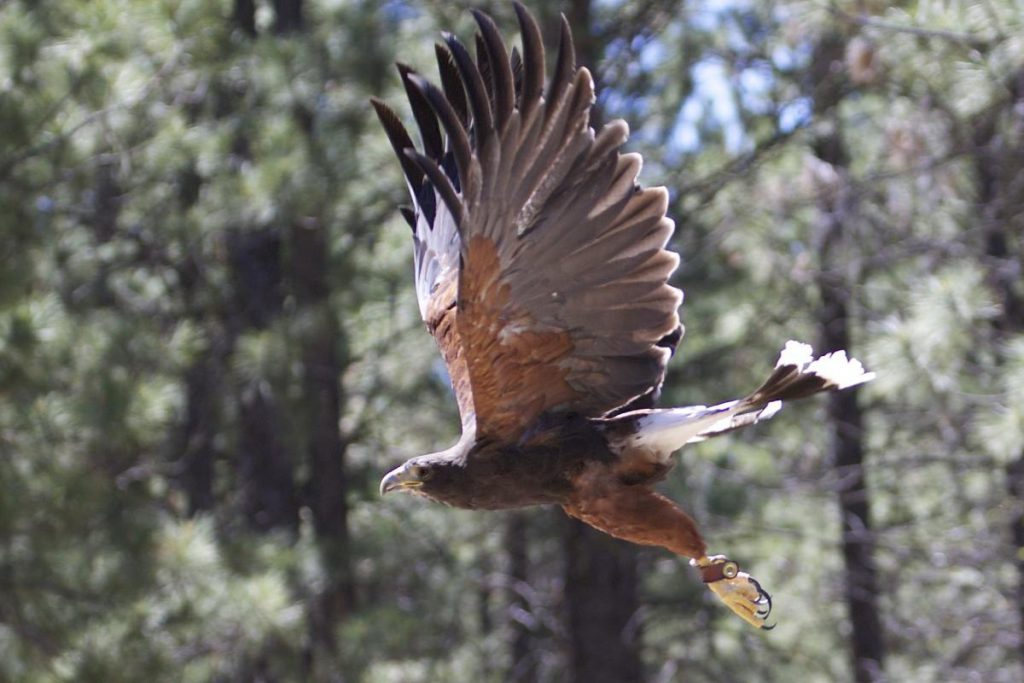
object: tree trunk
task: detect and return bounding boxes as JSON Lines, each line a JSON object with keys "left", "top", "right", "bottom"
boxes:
{"left": 808, "top": 32, "right": 886, "bottom": 683}
{"left": 272, "top": 0, "right": 304, "bottom": 34}
{"left": 560, "top": 2, "right": 645, "bottom": 679}
{"left": 505, "top": 512, "right": 536, "bottom": 683}
{"left": 1009, "top": 458, "right": 1024, "bottom": 665}
{"left": 290, "top": 217, "right": 353, "bottom": 650}
{"left": 974, "top": 70, "right": 1024, "bottom": 665}
{"left": 178, "top": 349, "right": 220, "bottom": 514}
{"left": 565, "top": 520, "right": 643, "bottom": 683}
{"left": 173, "top": 160, "right": 221, "bottom": 516}
{"left": 233, "top": 0, "right": 257, "bottom": 37}
{"left": 817, "top": 263, "right": 886, "bottom": 683}
{"left": 984, "top": 219, "right": 1024, "bottom": 665}
{"left": 237, "top": 379, "right": 299, "bottom": 532}
{"left": 227, "top": 228, "right": 299, "bottom": 532}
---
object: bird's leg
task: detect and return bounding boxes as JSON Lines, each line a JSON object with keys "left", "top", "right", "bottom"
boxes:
{"left": 563, "top": 485, "right": 708, "bottom": 557}
{"left": 562, "top": 482, "right": 774, "bottom": 629}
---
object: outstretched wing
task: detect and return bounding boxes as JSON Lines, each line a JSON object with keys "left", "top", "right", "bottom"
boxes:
{"left": 373, "top": 4, "right": 682, "bottom": 440}
{"left": 372, "top": 54, "right": 473, "bottom": 428}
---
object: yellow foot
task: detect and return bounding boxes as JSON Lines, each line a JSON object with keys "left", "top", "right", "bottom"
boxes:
{"left": 691, "top": 554, "right": 775, "bottom": 630}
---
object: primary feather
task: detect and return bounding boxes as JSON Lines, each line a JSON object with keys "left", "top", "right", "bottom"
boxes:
{"left": 371, "top": 2, "right": 682, "bottom": 441}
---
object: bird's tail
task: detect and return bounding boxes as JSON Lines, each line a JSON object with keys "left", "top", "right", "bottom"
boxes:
{"left": 620, "top": 341, "right": 874, "bottom": 459}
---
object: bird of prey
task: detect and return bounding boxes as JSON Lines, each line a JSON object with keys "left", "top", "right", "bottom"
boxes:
{"left": 372, "top": 3, "right": 873, "bottom": 630}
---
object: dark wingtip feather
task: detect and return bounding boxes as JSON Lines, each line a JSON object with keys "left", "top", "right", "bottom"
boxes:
{"left": 435, "top": 43, "right": 469, "bottom": 127}
{"left": 370, "top": 96, "right": 423, "bottom": 188}
{"left": 512, "top": 1, "right": 544, "bottom": 114}
{"left": 399, "top": 205, "right": 416, "bottom": 230}
{"left": 404, "top": 72, "right": 472, "bottom": 189}
{"left": 509, "top": 46, "right": 523, "bottom": 107}
{"left": 548, "top": 14, "right": 576, "bottom": 105}
{"left": 404, "top": 148, "right": 463, "bottom": 227}
{"left": 443, "top": 31, "right": 493, "bottom": 135}
{"left": 396, "top": 63, "right": 444, "bottom": 161}
{"left": 473, "top": 31, "right": 496, "bottom": 113}
{"left": 471, "top": 8, "right": 514, "bottom": 130}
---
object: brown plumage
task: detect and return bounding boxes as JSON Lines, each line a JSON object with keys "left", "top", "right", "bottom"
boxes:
{"left": 373, "top": 3, "right": 873, "bottom": 630}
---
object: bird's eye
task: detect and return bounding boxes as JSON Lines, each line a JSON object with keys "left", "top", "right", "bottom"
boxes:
{"left": 410, "top": 465, "right": 432, "bottom": 481}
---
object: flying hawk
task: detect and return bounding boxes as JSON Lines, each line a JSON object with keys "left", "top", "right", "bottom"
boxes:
{"left": 372, "top": 3, "right": 873, "bottom": 630}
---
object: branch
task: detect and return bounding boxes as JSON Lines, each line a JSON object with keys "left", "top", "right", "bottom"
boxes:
{"left": 675, "top": 123, "right": 807, "bottom": 209}
{"left": 0, "top": 47, "right": 183, "bottom": 181}
{"left": 828, "top": 4, "right": 996, "bottom": 50}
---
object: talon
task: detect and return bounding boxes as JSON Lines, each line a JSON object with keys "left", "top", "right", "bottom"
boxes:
{"left": 695, "top": 554, "right": 776, "bottom": 630}
{"left": 748, "top": 576, "right": 773, "bottom": 618}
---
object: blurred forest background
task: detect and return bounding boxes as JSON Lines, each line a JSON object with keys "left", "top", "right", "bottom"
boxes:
{"left": 2, "top": 0, "right": 1023, "bottom": 681}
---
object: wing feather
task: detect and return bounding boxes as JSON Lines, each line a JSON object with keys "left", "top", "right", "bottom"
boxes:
{"left": 375, "top": 3, "right": 683, "bottom": 440}
{"left": 472, "top": 9, "right": 514, "bottom": 132}
{"left": 397, "top": 63, "right": 443, "bottom": 161}
{"left": 513, "top": 2, "right": 544, "bottom": 117}
{"left": 435, "top": 44, "right": 469, "bottom": 129}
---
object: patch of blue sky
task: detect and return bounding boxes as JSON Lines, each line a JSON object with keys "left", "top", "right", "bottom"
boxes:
{"left": 380, "top": 0, "right": 419, "bottom": 23}
{"left": 690, "top": 0, "right": 753, "bottom": 32}
{"left": 595, "top": 0, "right": 813, "bottom": 159}
{"left": 738, "top": 63, "right": 775, "bottom": 115}
{"left": 771, "top": 34, "right": 814, "bottom": 74}
{"left": 778, "top": 96, "right": 812, "bottom": 132}
{"left": 638, "top": 38, "right": 666, "bottom": 71}
{"left": 659, "top": 2, "right": 814, "bottom": 156}
{"left": 668, "top": 58, "right": 746, "bottom": 156}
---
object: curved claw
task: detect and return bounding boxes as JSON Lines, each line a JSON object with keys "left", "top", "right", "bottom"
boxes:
{"left": 692, "top": 555, "right": 776, "bottom": 630}
{"left": 748, "top": 575, "right": 773, "bottom": 620}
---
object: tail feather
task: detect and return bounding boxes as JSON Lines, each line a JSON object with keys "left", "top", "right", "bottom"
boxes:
{"left": 686, "top": 400, "right": 782, "bottom": 444}
{"left": 620, "top": 340, "right": 873, "bottom": 459}
{"left": 750, "top": 340, "right": 874, "bottom": 404}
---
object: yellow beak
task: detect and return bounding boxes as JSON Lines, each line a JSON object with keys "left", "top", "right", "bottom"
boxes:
{"left": 379, "top": 464, "right": 423, "bottom": 496}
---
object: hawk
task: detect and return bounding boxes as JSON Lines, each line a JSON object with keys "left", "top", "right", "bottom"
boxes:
{"left": 372, "top": 3, "right": 872, "bottom": 629}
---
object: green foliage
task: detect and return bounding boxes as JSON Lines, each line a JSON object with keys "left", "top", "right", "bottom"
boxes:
{"left": 1, "top": 0, "right": 1023, "bottom": 681}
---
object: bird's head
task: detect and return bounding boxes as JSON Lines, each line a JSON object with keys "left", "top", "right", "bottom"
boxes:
{"left": 379, "top": 449, "right": 468, "bottom": 504}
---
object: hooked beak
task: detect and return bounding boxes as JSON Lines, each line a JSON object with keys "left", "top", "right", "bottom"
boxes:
{"left": 379, "top": 464, "right": 423, "bottom": 496}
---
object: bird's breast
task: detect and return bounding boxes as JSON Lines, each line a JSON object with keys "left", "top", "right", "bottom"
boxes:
{"left": 451, "top": 419, "right": 617, "bottom": 510}
{"left": 455, "top": 449, "right": 578, "bottom": 510}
